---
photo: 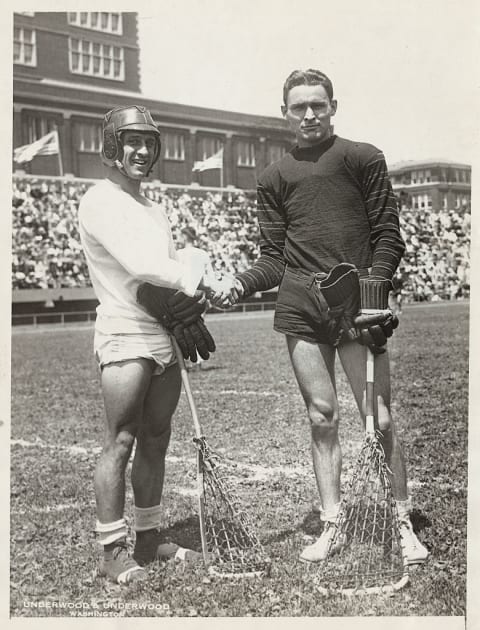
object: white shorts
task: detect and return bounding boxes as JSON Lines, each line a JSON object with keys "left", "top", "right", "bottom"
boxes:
{"left": 94, "top": 330, "right": 176, "bottom": 376}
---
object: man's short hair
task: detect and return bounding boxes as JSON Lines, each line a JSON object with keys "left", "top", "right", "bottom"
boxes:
{"left": 283, "top": 69, "right": 334, "bottom": 105}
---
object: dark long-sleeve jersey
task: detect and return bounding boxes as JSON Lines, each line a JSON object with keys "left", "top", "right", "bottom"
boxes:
{"left": 237, "top": 135, "right": 405, "bottom": 296}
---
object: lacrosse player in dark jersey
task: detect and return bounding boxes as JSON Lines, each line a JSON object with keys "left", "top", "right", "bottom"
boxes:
{"left": 221, "top": 69, "right": 428, "bottom": 566}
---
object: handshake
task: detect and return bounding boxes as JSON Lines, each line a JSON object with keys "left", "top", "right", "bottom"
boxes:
{"left": 201, "top": 274, "right": 245, "bottom": 310}
{"left": 136, "top": 273, "right": 245, "bottom": 364}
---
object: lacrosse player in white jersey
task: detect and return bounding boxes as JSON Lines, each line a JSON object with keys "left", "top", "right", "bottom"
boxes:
{"left": 78, "top": 105, "right": 225, "bottom": 584}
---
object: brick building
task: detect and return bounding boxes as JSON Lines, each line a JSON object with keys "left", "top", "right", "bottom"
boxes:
{"left": 388, "top": 159, "right": 471, "bottom": 212}
{"left": 13, "top": 11, "right": 292, "bottom": 189}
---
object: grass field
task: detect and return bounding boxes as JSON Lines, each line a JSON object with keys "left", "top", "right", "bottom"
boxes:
{"left": 10, "top": 302, "right": 469, "bottom": 618}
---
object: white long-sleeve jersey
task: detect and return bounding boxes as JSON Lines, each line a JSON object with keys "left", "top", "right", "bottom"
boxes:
{"left": 78, "top": 179, "right": 208, "bottom": 334}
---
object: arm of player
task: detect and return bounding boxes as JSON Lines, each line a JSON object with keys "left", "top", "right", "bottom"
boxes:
{"left": 81, "top": 204, "right": 211, "bottom": 297}
{"left": 362, "top": 152, "right": 406, "bottom": 281}
{"left": 234, "top": 181, "right": 287, "bottom": 297}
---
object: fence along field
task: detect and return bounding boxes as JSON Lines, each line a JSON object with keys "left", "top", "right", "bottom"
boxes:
{"left": 10, "top": 303, "right": 468, "bottom": 617}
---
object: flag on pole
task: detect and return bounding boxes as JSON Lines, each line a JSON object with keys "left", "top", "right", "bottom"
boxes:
{"left": 192, "top": 148, "right": 224, "bottom": 172}
{"left": 13, "top": 129, "right": 60, "bottom": 164}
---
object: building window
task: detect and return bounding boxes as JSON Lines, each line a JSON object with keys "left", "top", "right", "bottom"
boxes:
{"left": 22, "top": 115, "right": 56, "bottom": 144}
{"left": 267, "top": 143, "right": 286, "bottom": 165}
{"left": 411, "top": 170, "right": 417, "bottom": 184}
{"left": 77, "top": 123, "right": 102, "bottom": 152}
{"left": 164, "top": 132, "right": 185, "bottom": 160}
{"left": 14, "top": 27, "right": 36, "bottom": 66}
{"left": 237, "top": 140, "right": 256, "bottom": 167}
{"left": 455, "top": 194, "right": 469, "bottom": 208}
{"left": 68, "top": 12, "right": 123, "bottom": 35}
{"left": 199, "top": 137, "right": 223, "bottom": 160}
{"left": 69, "top": 38, "right": 125, "bottom": 80}
{"left": 425, "top": 169, "right": 431, "bottom": 183}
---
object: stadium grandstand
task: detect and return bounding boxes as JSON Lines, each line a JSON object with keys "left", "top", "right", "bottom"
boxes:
{"left": 12, "top": 175, "right": 470, "bottom": 317}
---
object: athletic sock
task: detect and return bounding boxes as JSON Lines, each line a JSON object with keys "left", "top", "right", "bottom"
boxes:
{"left": 396, "top": 498, "right": 412, "bottom": 522}
{"left": 133, "top": 504, "right": 162, "bottom": 532}
{"left": 96, "top": 518, "right": 128, "bottom": 546}
{"left": 320, "top": 502, "right": 341, "bottom": 524}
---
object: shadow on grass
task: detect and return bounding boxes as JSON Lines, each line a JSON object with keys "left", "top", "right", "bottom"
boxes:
{"left": 161, "top": 516, "right": 202, "bottom": 551}
{"left": 410, "top": 508, "right": 432, "bottom": 533}
{"left": 300, "top": 511, "right": 324, "bottom": 537}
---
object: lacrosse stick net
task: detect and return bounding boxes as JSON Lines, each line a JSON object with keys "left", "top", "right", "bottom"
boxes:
{"left": 314, "top": 347, "right": 409, "bottom": 595}
{"left": 172, "top": 338, "right": 269, "bottom": 578}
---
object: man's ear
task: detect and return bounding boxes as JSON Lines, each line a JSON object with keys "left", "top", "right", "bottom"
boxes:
{"left": 281, "top": 104, "right": 287, "bottom": 118}
{"left": 330, "top": 99, "right": 338, "bottom": 116}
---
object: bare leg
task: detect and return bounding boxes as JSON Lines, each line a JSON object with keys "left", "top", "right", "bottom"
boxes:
{"left": 286, "top": 337, "right": 340, "bottom": 512}
{"left": 131, "top": 362, "right": 203, "bottom": 565}
{"left": 337, "top": 341, "right": 408, "bottom": 500}
{"left": 131, "top": 363, "right": 181, "bottom": 507}
{"left": 94, "top": 359, "right": 153, "bottom": 523}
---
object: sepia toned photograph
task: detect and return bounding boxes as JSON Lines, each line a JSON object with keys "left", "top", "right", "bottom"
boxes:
{"left": 7, "top": 2, "right": 477, "bottom": 626}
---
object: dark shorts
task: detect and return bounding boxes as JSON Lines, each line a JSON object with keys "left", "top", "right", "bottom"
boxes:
{"left": 273, "top": 266, "right": 338, "bottom": 345}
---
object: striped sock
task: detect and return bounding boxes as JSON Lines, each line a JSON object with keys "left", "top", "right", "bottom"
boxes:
{"left": 96, "top": 518, "right": 128, "bottom": 546}
{"left": 133, "top": 504, "right": 162, "bottom": 532}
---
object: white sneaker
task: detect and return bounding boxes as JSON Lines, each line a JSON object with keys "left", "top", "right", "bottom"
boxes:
{"left": 300, "top": 523, "right": 345, "bottom": 563}
{"left": 399, "top": 519, "right": 429, "bottom": 566}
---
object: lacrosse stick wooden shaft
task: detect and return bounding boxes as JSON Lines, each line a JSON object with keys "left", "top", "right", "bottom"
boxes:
{"left": 365, "top": 347, "right": 375, "bottom": 435}
{"left": 171, "top": 337, "right": 210, "bottom": 563}
{"left": 171, "top": 338, "right": 204, "bottom": 440}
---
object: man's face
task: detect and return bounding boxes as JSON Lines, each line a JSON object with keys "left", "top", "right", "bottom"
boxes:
{"left": 120, "top": 131, "right": 158, "bottom": 179}
{"left": 282, "top": 84, "right": 337, "bottom": 148}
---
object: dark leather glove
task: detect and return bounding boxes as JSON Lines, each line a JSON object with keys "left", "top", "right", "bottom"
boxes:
{"left": 136, "top": 283, "right": 207, "bottom": 328}
{"left": 172, "top": 318, "right": 216, "bottom": 362}
{"left": 317, "top": 263, "right": 361, "bottom": 345}
{"left": 136, "top": 283, "right": 215, "bottom": 362}
{"left": 354, "top": 278, "right": 399, "bottom": 354}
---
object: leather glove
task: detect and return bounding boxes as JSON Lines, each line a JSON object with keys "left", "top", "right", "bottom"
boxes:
{"left": 172, "top": 318, "right": 216, "bottom": 362}
{"left": 354, "top": 278, "right": 399, "bottom": 354}
{"left": 136, "top": 283, "right": 215, "bottom": 362}
{"left": 317, "top": 263, "right": 361, "bottom": 345}
{"left": 136, "top": 283, "right": 207, "bottom": 328}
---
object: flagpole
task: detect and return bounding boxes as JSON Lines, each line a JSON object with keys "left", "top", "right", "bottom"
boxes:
{"left": 220, "top": 147, "right": 224, "bottom": 188}
{"left": 55, "top": 127, "right": 64, "bottom": 177}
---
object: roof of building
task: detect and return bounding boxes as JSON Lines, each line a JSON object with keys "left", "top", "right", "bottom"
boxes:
{"left": 14, "top": 76, "right": 290, "bottom": 135}
{"left": 389, "top": 158, "right": 471, "bottom": 172}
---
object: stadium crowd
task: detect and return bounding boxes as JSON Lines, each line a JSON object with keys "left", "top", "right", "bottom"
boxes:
{"left": 12, "top": 177, "right": 471, "bottom": 302}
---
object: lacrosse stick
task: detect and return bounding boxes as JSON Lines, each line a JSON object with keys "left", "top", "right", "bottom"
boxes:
{"left": 314, "top": 346, "right": 409, "bottom": 595}
{"left": 171, "top": 337, "right": 269, "bottom": 578}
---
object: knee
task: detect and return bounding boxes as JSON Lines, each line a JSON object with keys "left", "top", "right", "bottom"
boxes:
{"left": 307, "top": 401, "right": 338, "bottom": 440}
{"left": 153, "top": 425, "right": 172, "bottom": 453}
{"left": 138, "top": 419, "right": 172, "bottom": 453}
{"left": 104, "top": 426, "right": 137, "bottom": 463}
